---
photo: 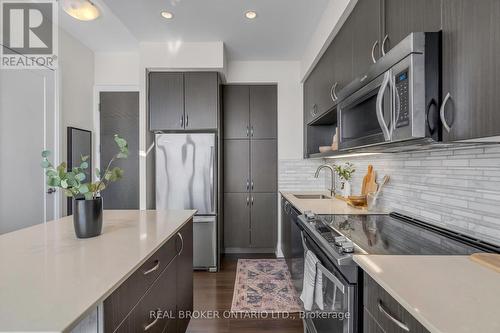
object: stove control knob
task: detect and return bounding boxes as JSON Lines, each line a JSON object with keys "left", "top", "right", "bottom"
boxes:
{"left": 341, "top": 241, "right": 354, "bottom": 253}
{"left": 334, "top": 236, "right": 347, "bottom": 246}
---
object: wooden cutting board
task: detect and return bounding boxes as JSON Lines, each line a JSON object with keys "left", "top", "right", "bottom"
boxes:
{"left": 362, "top": 165, "right": 378, "bottom": 195}
{"left": 470, "top": 253, "right": 500, "bottom": 274}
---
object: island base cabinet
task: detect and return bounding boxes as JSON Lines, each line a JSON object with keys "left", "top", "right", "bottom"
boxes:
{"left": 176, "top": 221, "right": 194, "bottom": 333}
{"left": 104, "top": 220, "right": 193, "bottom": 333}
{"left": 114, "top": 262, "right": 177, "bottom": 333}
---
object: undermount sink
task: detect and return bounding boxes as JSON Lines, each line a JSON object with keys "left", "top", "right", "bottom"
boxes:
{"left": 293, "top": 194, "right": 331, "bottom": 200}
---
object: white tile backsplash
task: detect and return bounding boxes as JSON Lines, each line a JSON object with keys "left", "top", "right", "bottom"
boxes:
{"left": 278, "top": 144, "right": 500, "bottom": 246}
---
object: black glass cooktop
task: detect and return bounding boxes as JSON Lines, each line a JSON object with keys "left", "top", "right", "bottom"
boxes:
{"left": 315, "top": 213, "right": 499, "bottom": 255}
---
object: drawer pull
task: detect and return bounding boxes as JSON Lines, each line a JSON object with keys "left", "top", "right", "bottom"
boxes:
{"left": 144, "top": 312, "right": 160, "bottom": 331}
{"left": 378, "top": 301, "right": 410, "bottom": 332}
{"left": 177, "top": 232, "right": 184, "bottom": 255}
{"left": 143, "top": 260, "right": 160, "bottom": 275}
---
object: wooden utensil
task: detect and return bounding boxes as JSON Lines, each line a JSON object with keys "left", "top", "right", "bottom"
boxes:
{"left": 362, "top": 165, "right": 378, "bottom": 195}
{"left": 470, "top": 253, "right": 500, "bottom": 274}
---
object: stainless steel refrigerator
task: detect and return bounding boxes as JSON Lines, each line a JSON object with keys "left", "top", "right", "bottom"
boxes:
{"left": 155, "top": 133, "right": 217, "bottom": 271}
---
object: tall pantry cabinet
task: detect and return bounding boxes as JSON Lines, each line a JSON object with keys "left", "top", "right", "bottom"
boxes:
{"left": 222, "top": 85, "right": 278, "bottom": 252}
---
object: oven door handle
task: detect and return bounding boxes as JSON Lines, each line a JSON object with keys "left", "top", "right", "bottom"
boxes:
{"left": 376, "top": 71, "right": 392, "bottom": 141}
{"left": 316, "top": 262, "right": 346, "bottom": 294}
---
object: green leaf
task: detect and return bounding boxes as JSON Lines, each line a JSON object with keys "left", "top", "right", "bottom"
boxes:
{"left": 80, "top": 161, "right": 89, "bottom": 169}
{"left": 41, "top": 160, "right": 50, "bottom": 168}
{"left": 81, "top": 154, "right": 89, "bottom": 162}
{"left": 79, "top": 184, "right": 89, "bottom": 194}
{"left": 47, "top": 177, "right": 60, "bottom": 187}
{"left": 114, "top": 135, "right": 127, "bottom": 149}
{"left": 63, "top": 189, "right": 74, "bottom": 197}
{"left": 75, "top": 173, "right": 86, "bottom": 182}
{"left": 46, "top": 169, "right": 57, "bottom": 177}
{"left": 116, "top": 152, "right": 128, "bottom": 159}
{"left": 95, "top": 168, "right": 101, "bottom": 178}
{"left": 41, "top": 150, "right": 50, "bottom": 158}
{"left": 84, "top": 192, "right": 94, "bottom": 200}
{"left": 104, "top": 170, "right": 112, "bottom": 181}
{"left": 61, "top": 179, "right": 68, "bottom": 189}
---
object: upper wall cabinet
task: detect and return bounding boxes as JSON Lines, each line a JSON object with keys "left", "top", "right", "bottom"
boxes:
{"left": 351, "top": 0, "right": 382, "bottom": 78}
{"left": 149, "top": 71, "right": 219, "bottom": 131}
{"left": 383, "top": 0, "right": 442, "bottom": 53}
{"left": 149, "top": 72, "right": 184, "bottom": 131}
{"left": 304, "top": 46, "right": 336, "bottom": 123}
{"left": 441, "top": 0, "right": 500, "bottom": 141}
{"left": 184, "top": 72, "right": 219, "bottom": 130}
{"left": 249, "top": 85, "right": 277, "bottom": 139}
{"left": 223, "top": 85, "right": 277, "bottom": 139}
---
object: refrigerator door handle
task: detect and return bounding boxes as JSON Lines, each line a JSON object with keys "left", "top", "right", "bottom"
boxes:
{"left": 210, "top": 145, "right": 215, "bottom": 213}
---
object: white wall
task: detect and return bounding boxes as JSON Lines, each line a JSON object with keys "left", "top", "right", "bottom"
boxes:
{"left": 300, "top": 0, "right": 357, "bottom": 81}
{"left": 94, "top": 52, "right": 140, "bottom": 86}
{"left": 225, "top": 61, "right": 303, "bottom": 160}
{"left": 59, "top": 29, "right": 95, "bottom": 216}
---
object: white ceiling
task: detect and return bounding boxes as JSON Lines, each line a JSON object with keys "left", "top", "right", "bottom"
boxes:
{"left": 92, "top": 0, "right": 330, "bottom": 60}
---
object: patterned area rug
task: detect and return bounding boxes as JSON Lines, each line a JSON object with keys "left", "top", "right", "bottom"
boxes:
{"left": 231, "top": 259, "right": 302, "bottom": 313}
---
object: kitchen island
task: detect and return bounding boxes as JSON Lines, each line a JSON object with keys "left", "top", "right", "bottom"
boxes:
{"left": 0, "top": 209, "right": 195, "bottom": 332}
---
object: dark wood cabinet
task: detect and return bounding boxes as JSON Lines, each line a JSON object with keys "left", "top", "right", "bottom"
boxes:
{"left": 306, "top": 47, "right": 336, "bottom": 121}
{"left": 149, "top": 72, "right": 219, "bottom": 131}
{"left": 149, "top": 72, "right": 184, "bottom": 131}
{"left": 441, "top": 0, "right": 500, "bottom": 141}
{"left": 114, "top": 261, "right": 177, "bottom": 333}
{"left": 223, "top": 140, "right": 250, "bottom": 193}
{"left": 184, "top": 72, "right": 219, "bottom": 130}
{"left": 383, "top": 0, "right": 442, "bottom": 53}
{"left": 331, "top": 20, "right": 353, "bottom": 94}
{"left": 222, "top": 85, "right": 277, "bottom": 252}
{"left": 351, "top": 0, "right": 382, "bottom": 78}
{"left": 250, "top": 140, "right": 277, "bottom": 193}
{"left": 223, "top": 85, "right": 249, "bottom": 139}
{"left": 104, "top": 220, "right": 193, "bottom": 333}
{"left": 176, "top": 221, "right": 193, "bottom": 333}
{"left": 250, "top": 193, "right": 277, "bottom": 248}
{"left": 250, "top": 86, "right": 278, "bottom": 139}
{"left": 223, "top": 193, "right": 251, "bottom": 248}
{"left": 364, "top": 273, "right": 430, "bottom": 333}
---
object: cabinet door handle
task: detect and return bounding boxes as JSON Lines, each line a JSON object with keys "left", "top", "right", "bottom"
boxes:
{"left": 330, "top": 82, "right": 339, "bottom": 102}
{"left": 251, "top": 180, "right": 254, "bottom": 190}
{"left": 143, "top": 260, "right": 160, "bottom": 275}
{"left": 381, "top": 34, "right": 389, "bottom": 56}
{"left": 246, "top": 196, "right": 250, "bottom": 206}
{"left": 246, "top": 179, "right": 250, "bottom": 191}
{"left": 251, "top": 196, "right": 254, "bottom": 206}
{"left": 185, "top": 114, "right": 189, "bottom": 127}
{"left": 180, "top": 114, "right": 184, "bottom": 128}
{"left": 440, "top": 92, "right": 453, "bottom": 133}
{"left": 246, "top": 126, "right": 249, "bottom": 137}
{"left": 177, "top": 232, "right": 184, "bottom": 255}
{"left": 310, "top": 104, "right": 318, "bottom": 117}
{"left": 144, "top": 311, "right": 160, "bottom": 331}
{"left": 371, "top": 40, "right": 379, "bottom": 64}
{"left": 378, "top": 301, "right": 410, "bottom": 332}
{"left": 250, "top": 126, "right": 254, "bottom": 137}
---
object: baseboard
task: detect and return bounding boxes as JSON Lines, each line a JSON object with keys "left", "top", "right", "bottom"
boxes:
{"left": 223, "top": 247, "right": 276, "bottom": 254}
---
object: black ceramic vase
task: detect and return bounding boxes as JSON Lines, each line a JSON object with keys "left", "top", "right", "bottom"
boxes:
{"left": 73, "top": 197, "right": 103, "bottom": 238}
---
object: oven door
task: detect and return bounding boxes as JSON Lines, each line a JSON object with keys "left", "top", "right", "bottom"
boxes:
{"left": 338, "top": 71, "right": 393, "bottom": 150}
{"left": 302, "top": 231, "right": 357, "bottom": 333}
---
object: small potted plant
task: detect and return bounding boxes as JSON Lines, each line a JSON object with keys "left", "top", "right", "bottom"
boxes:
{"left": 334, "top": 162, "right": 355, "bottom": 197}
{"left": 41, "top": 134, "right": 128, "bottom": 238}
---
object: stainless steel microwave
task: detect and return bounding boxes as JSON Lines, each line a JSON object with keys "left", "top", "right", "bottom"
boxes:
{"left": 337, "top": 32, "right": 441, "bottom": 151}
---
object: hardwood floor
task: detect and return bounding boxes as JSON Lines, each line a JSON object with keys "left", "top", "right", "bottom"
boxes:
{"left": 186, "top": 254, "right": 304, "bottom": 333}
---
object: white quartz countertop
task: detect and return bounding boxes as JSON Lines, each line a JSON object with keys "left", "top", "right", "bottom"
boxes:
{"left": 280, "top": 191, "right": 388, "bottom": 215}
{"left": 0, "top": 209, "right": 196, "bottom": 333}
{"left": 354, "top": 255, "right": 500, "bottom": 333}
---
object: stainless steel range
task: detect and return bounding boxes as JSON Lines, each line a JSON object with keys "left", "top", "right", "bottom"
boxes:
{"left": 292, "top": 212, "right": 500, "bottom": 333}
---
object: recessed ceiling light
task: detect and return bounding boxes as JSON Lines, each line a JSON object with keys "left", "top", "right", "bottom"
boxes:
{"left": 62, "top": 0, "right": 100, "bottom": 21}
{"left": 245, "top": 10, "right": 257, "bottom": 19}
{"left": 161, "top": 11, "right": 174, "bottom": 19}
